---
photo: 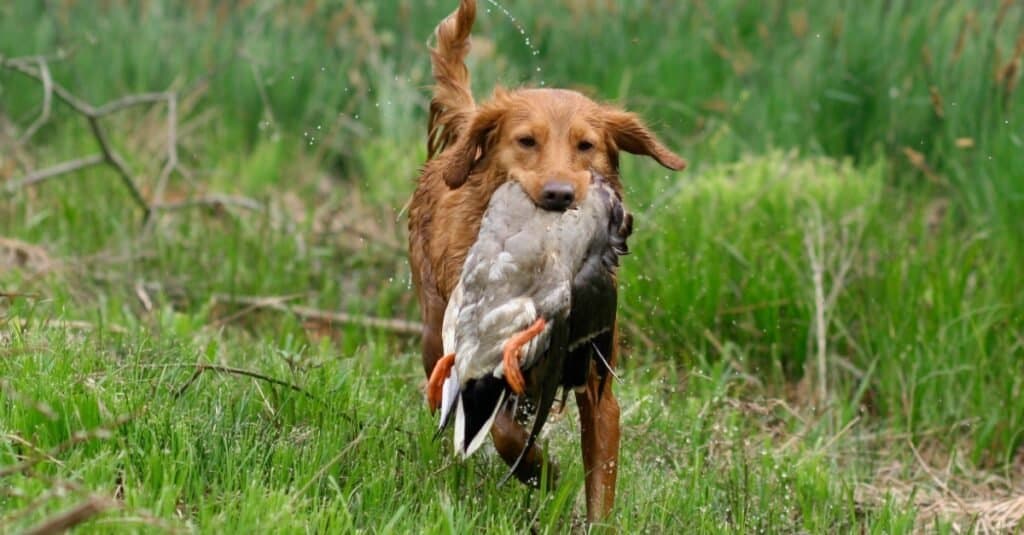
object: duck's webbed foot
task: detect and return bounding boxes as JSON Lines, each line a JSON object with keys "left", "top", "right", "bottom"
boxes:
{"left": 426, "top": 352, "right": 455, "bottom": 411}
{"left": 501, "top": 318, "right": 547, "bottom": 395}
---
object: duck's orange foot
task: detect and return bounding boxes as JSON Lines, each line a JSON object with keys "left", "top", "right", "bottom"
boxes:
{"left": 427, "top": 353, "right": 455, "bottom": 412}
{"left": 501, "top": 317, "right": 547, "bottom": 395}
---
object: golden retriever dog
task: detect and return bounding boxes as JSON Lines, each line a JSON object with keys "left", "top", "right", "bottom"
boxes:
{"left": 408, "top": 0, "right": 685, "bottom": 522}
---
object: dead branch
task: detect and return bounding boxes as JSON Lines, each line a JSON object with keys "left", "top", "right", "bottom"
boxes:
{"left": 1, "top": 55, "right": 231, "bottom": 225}
{"left": 22, "top": 495, "right": 115, "bottom": 535}
{"left": 0, "top": 56, "right": 152, "bottom": 217}
{"left": 211, "top": 293, "right": 423, "bottom": 336}
{"left": 799, "top": 204, "right": 863, "bottom": 406}
{"left": 173, "top": 363, "right": 319, "bottom": 401}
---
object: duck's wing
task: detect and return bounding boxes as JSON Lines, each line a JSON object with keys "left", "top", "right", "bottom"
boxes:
{"left": 564, "top": 178, "right": 633, "bottom": 394}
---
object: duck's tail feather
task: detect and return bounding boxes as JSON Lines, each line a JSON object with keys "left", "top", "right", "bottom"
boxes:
{"left": 453, "top": 375, "right": 506, "bottom": 458}
{"left": 435, "top": 371, "right": 461, "bottom": 438}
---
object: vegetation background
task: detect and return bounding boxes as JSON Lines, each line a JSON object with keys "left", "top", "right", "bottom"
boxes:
{"left": 1, "top": 0, "right": 1022, "bottom": 532}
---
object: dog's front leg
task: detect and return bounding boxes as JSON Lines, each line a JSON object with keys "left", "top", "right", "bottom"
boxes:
{"left": 576, "top": 359, "right": 621, "bottom": 522}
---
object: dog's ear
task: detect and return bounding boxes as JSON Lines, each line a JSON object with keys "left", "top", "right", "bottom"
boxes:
{"left": 602, "top": 108, "right": 687, "bottom": 172}
{"left": 441, "top": 104, "right": 505, "bottom": 189}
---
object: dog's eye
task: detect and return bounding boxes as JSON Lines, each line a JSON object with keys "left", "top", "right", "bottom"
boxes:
{"left": 578, "top": 140, "right": 594, "bottom": 151}
{"left": 517, "top": 136, "right": 537, "bottom": 148}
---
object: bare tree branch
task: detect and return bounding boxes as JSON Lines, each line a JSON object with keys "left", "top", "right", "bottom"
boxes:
{"left": 1, "top": 52, "right": 268, "bottom": 226}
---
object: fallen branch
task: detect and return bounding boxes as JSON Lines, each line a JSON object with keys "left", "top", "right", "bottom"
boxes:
{"left": 211, "top": 294, "right": 423, "bottom": 336}
{"left": 173, "top": 363, "right": 319, "bottom": 401}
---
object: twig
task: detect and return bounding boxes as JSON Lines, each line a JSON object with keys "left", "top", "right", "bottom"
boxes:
{"left": 3, "top": 154, "right": 105, "bottom": 192}
{"left": 805, "top": 215, "right": 829, "bottom": 403}
{"left": 22, "top": 495, "right": 115, "bottom": 535}
{"left": 92, "top": 93, "right": 169, "bottom": 117}
{"left": 173, "top": 363, "right": 319, "bottom": 401}
{"left": 5, "top": 317, "right": 129, "bottom": 335}
{"left": 0, "top": 413, "right": 135, "bottom": 478}
{"left": 0, "top": 381, "right": 58, "bottom": 420}
{"left": 134, "top": 280, "right": 154, "bottom": 312}
{"left": 17, "top": 56, "right": 53, "bottom": 146}
{"left": 151, "top": 194, "right": 264, "bottom": 213}
{"left": 209, "top": 292, "right": 307, "bottom": 328}
{"left": 85, "top": 115, "right": 150, "bottom": 219}
{"left": 716, "top": 299, "right": 792, "bottom": 316}
{"left": 0, "top": 479, "right": 78, "bottom": 526}
{"left": 292, "top": 431, "right": 366, "bottom": 500}
{"left": 240, "top": 48, "right": 279, "bottom": 136}
{"left": 152, "top": 92, "right": 178, "bottom": 204}
{"left": 210, "top": 294, "right": 423, "bottom": 336}
{"left": 909, "top": 440, "right": 970, "bottom": 511}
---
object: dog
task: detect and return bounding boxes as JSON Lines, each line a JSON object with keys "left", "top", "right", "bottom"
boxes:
{"left": 407, "top": 0, "right": 686, "bottom": 522}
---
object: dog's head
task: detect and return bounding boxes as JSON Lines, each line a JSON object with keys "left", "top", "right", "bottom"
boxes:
{"left": 441, "top": 88, "right": 686, "bottom": 211}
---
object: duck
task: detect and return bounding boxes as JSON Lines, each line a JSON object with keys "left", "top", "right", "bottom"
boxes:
{"left": 425, "top": 171, "right": 631, "bottom": 470}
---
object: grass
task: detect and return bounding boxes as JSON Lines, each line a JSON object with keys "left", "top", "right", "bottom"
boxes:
{"left": 2, "top": 0, "right": 1023, "bottom": 532}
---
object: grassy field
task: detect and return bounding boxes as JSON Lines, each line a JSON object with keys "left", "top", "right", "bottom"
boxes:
{"left": 1, "top": 0, "right": 1023, "bottom": 532}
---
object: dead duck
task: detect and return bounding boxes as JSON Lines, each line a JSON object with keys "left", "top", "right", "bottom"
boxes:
{"left": 426, "top": 172, "right": 631, "bottom": 470}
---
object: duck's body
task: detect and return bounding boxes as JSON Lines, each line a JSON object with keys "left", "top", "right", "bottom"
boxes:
{"left": 429, "top": 173, "right": 631, "bottom": 462}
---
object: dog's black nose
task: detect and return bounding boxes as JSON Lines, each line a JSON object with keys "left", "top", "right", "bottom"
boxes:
{"left": 539, "top": 181, "right": 574, "bottom": 211}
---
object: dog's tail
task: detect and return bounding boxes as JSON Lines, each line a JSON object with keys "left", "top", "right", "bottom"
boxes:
{"left": 427, "top": 0, "right": 477, "bottom": 159}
